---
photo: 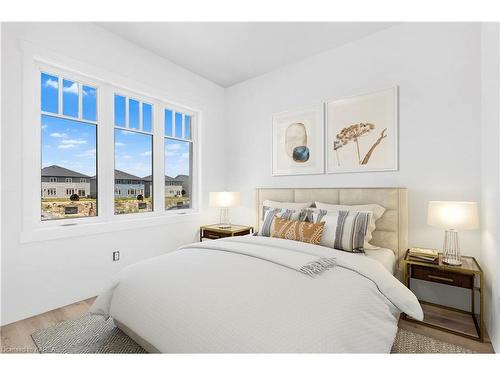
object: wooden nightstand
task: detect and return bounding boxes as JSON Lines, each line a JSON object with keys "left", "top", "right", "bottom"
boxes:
{"left": 199, "top": 224, "right": 254, "bottom": 241}
{"left": 401, "top": 250, "right": 484, "bottom": 341}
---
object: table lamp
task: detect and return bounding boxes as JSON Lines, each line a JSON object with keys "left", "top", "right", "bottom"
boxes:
{"left": 209, "top": 192, "right": 241, "bottom": 229}
{"left": 427, "top": 201, "right": 479, "bottom": 266}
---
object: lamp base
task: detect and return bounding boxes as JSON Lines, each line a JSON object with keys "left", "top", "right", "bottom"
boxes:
{"left": 442, "top": 258, "right": 462, "bottom": 266}
{"left": 218, "top": 208, "right": 231, "bottom": 229}
{"left": 442, "top": 229, "right": 462, "bottom": 266}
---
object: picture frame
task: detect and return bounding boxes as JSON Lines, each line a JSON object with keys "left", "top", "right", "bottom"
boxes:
{"left": 272, "top": 104, "right": 324, "bottom": 176}
{"left": 325, "top": 87, "right": 398, "bottom": 174}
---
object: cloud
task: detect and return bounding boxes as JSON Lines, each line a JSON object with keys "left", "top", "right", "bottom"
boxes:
{"left": 167, "top": 143, "right": 182, "bottom": 151}
{"left": 122, "top": 155, "right": 132, "bottom": 160}
{"left": 62, "top": 82, "right": 78, "bottom": 95}
{"left": 50, "top": 132, "right": 68, "bottom": 138}
{"left": 140, "top": 151, "right": 152, "bottom": 157}
{"left": 41, "top": 124, "right": 48, "bottom": 130}
{"left": 115, "top": 142, "right": 126, "bottom": 147}
{"left": 76, "top": 149, "right": 96, "bottom": 158}
{"left": 82, "top": 87, "right": 95, "bottom": 96}
{"left": 181, "top": 152, "right": 190, "bottom": 159}
{"left": 61, "top": 139, "right": 87, "bottom": 145}
{"left": 58, "top": 144, "right": 76, "bottom": 149}
{"left": 43, "top": 78, "right": 58, "bottom": 89}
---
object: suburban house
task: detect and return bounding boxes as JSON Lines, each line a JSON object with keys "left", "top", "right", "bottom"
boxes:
{"left": 90, "top": 170, "right": 147, "bottom": 199}
{"left": 41, "top": 165, "right": 91, "bottom": 198}
{"left": 142, "top": 175, "right": 189, "bottom": 198}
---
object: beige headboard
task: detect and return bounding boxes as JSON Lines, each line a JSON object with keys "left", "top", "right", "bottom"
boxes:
{"left": 256, "top": 187, "right": 408, "bottom": 279}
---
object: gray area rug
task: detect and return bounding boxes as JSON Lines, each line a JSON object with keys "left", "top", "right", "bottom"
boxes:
{"left": 31, "top": 313, "right": 474, "bottom": 354}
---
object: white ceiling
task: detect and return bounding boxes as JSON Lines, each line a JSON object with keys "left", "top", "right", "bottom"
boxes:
{"left": 97, "top": 22, "right": 396, "bottom": 87}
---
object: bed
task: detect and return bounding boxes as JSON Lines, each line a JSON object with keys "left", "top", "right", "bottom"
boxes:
{"left": 91, "top": 187, "right": 422, "bottom": 353}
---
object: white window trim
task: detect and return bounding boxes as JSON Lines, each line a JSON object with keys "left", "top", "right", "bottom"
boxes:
{"left": 21, "top": 41, "right": 201, "bottom": 243}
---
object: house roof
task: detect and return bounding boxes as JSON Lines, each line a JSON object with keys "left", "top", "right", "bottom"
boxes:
{"left": 41, "top": 165, "right": 90, "bottom": 178}
{"left": 114, "top": 169, "right": 142, "bottom": 180}
{"left": 174, "top": 174, "right": 188, "bottom": 181}
{"left": 142, "top": 175, "right": 187, "bottom": 182}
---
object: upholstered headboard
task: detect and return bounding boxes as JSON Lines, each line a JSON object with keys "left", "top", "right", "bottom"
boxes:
{"left": 255, "top": 187, "right": 408, "bottom": 279}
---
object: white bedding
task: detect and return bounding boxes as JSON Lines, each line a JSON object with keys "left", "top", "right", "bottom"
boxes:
{"left": 363, "top": 248, "right": 396, "bottom": 274}
{"left": 91, "top": 236, "right": 422, "bottom": 353}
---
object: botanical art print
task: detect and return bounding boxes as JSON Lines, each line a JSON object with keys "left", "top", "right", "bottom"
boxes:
{"left": 272, "top": 104, "right": 324, "bottom": 175}
{"left": 326, "top": 87, "right": 398, "bottom": 173}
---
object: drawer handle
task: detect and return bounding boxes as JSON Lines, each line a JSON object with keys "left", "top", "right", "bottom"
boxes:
{"left": 427, "top": 275, "right": 454, "bottom": 282}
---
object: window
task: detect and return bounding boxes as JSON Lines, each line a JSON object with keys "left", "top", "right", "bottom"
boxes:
{"left": 31, "top": 57, "right": 199, "bottom": 237}
{"left": 164, "top": 108, "right": 192, "bottom": 210}
{"left": 43, "top": 188, "right": 56, "bottom": 197}
{"left": 41, "top": 72, "right": 97, "bottom": 221}
{"left": 114, "top": 94, "right": 153, "bottom": 215}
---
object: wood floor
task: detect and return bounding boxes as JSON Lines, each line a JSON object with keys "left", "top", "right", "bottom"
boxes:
{"left": 1, "top": 297, "right": 495, "bottom": 353}
{"left": 1, "top": 297, "right": 96, "bottom": 353}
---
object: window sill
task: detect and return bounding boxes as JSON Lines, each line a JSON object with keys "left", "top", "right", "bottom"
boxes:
{"left": 20, "top": 210, "right": 200, "bottom": 243}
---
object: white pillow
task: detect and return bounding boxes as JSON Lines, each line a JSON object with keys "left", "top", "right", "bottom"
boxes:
{"left": 314, "top": 202, "right": 386, "bottom": 249}
{"left": 262, "top": 200, "right": 312, "bottom": 211}
{"left": 315, "top": 210, "right": 373, "bottom": 252}
{"left": 258, "top": 207, "right": 306, "bottom": 236}
{"left": 260, "top": 200, "right": 312, "bottom": 225}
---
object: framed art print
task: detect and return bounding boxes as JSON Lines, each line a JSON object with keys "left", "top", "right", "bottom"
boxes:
{"left": 272, "top": 104, "right": 324, "bottom": 176}
{"left": 326, "top": 87, "right": 398, "bottom": 173}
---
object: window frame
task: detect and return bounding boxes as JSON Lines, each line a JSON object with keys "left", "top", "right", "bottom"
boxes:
{"left": 21, "top": 42, "right": 200, "bottom": 242}
{"left": 164, "top": 108, "right": 194, "bottom": 211}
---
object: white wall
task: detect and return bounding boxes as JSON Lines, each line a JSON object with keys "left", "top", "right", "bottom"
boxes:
{"left": 0, "top": 23, "right": 225, "bottom": 325}
{"left": 480, "top": 23, "right": 500, "bottom": 352}
{"left": 225, "top": 23, "right": 483, "bottom": 309}
{"left": 2, "top": 23, "right": 498, "bottom": 349}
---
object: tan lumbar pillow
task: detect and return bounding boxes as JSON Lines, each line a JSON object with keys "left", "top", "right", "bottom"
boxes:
{"left": 271, "top": 217, "right": 325, "bottom": 245}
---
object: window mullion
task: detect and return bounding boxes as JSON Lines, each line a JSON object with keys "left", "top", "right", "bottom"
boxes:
{"left": 153, "top": 100, "right": 165, "bottom": 214}
{"left": 99, "top": 84, "right": 115, "bottom": 221}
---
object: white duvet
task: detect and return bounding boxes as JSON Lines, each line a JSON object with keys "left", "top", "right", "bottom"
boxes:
{"left": 91, "top": 236, "right": 423, "bottom": 353}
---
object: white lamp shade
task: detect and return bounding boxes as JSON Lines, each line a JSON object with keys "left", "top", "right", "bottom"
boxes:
{"left": 427, "top": 201, "right": 479, "bottom": 230}
{"left": 209, "top": 192, "right": 241, "bottom": 208}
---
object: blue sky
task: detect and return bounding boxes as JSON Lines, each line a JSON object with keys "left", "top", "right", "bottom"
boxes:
{"left": 41, "top": 115, "right": 97, "bottom": 176}
{"left": 114, "top": 129, "right": 152, "bottom": 177}
{"left": 165, "top": 139, "right": 190, "bottom": 178}
{"left": 41, "top": 73, "right": 190, "bottom": 179}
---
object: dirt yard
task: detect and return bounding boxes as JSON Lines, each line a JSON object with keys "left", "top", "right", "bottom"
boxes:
{"left": 41, "top": 199, "right": 97, "bottom": 220}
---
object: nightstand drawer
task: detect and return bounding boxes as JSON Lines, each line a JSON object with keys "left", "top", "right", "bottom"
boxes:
{"left": 203, "top": 231, "right": 229, "bottom": 240}
{"left": 412, "top": 265, "right": 474, "bottom": 288}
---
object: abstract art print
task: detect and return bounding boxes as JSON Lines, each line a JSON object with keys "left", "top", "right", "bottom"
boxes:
{"left": 272, "top": 104, "right": 324, "bottom": 176}
{"left": 326, "top": 87, "right": 398, "bottom": 173}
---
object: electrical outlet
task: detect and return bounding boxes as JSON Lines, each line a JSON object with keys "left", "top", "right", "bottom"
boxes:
{"left": 113, "top": 251, "right": 120, "bottom": 262}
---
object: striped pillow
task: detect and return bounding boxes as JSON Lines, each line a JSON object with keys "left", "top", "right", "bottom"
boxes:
{"left": 303, "top": 208, "right": 328, "bottom": 223}
{"left": 259, "top": 206, "right": 307, "bottom": 237}
{"left": 311, "top": 210, "right": 372, "bottom": 252}
{"left": 271, "top": 217, "right": 325, "bottom": 245}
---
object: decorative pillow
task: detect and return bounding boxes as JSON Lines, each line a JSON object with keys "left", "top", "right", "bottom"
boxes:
{"left": 259, "top": 206, "right": 307, "bottom": 237}
{"left": 313, "top": 210, "right": 372, "bottom": 252}
{"left": 314, "top": 202, "right": 385, "bottom": 249}
{"left": 271, "top": 217, "right": 325, "bottom": 245}
{"left": 261, "top": 200, "right": 312, "bottom": 221}
{"left": 303, "top": 208, "right": 328, "bottom": 223}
